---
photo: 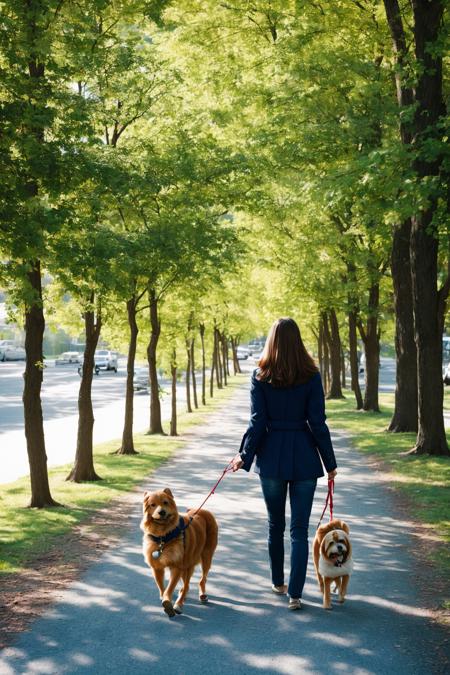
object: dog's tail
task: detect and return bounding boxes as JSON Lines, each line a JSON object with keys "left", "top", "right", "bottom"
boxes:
{"left": 188, "top": 508, "right": 218, "bottom": 549}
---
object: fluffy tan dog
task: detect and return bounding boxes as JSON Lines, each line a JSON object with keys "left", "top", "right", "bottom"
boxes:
{"left": 141, "top": 488, "right": 218, "bottom": 617}
{"left": 313, "top": 518, "right": 353, "bottom": 610}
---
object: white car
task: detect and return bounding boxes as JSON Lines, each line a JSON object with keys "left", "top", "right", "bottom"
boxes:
{"left": 236, "top": 346, "right": 249, "bottom": 360}
{"left": 55, "top": 351, "right": 81, "bottom": 365}
{"left": 0, "top": 340, "right": 26, "bottom": 361}
{"left": 94, "top": 349, "right": 118, "bottom": 372}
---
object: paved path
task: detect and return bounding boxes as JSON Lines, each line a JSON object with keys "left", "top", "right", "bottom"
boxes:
{"left": 0, "top": 383, "right": 448, "bottom": 674}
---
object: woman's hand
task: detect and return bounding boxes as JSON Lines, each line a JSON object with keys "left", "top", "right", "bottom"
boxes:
{"left": 328, "top": 469, "right": 337, "bottom": 480}
{"left": 232, "top": 454, "right": 244, "bottom": 472}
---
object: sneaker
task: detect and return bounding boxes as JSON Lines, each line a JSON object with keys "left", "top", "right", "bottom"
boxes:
{"left": 288, "top": 598, "right": 302, "bottom": 610}
{"left": 271, "top": 584, "right": 288, "bottom": 595}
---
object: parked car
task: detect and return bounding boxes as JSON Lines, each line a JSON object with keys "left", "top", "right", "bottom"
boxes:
{"left": 0, "top": 340, "right": 26, "bottom": 361}
{"left": 236, "top": 346, "right": 249, "bottom": 360}
{"left": 248, "top": 339, "right": 266, "bottom": 355}
{"left": 55, "top": 351, "right": 81, "bottom": 365}
{"left": 78, "top": 359, "right": 100, "bottom": 376}
{"left": 94, "top": 350, "right": 118, "bottom": 372}
{"left": 444, "top": 362, "right": 450, "bottom": 386}
{"left": 133, "top": 367, "right": 150, "bottom": 393}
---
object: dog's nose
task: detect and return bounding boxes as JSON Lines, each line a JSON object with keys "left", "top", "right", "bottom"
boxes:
{"left": 337, "top": 544, "right": 343, "bottom": 551}
{"left": 159, "top": 509, "right": 166, "bottom": 517}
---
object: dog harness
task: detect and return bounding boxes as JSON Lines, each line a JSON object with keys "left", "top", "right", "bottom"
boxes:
{"left": 148, "top": 516, "right": 193, "bottom": 559}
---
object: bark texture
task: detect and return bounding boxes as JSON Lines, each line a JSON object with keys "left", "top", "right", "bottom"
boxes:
{"left": 323, "top": 310, "right": 343, "bottom": 399}
{"left": 358, "top": 282, "right": 381, "bottom": 412}
{"left": 170, "top": 349, "right": 178, "bottom": 436}
{"left": 116, "top": 295, "right": 139, "bottom": 454}
{"left": 23, "top": 263, "right": 60, "bottom": 506}
{"left": 389, "top": 220, "right": 418, "bottom": 432}
{"left": 67, "top": 300, "right": 102, "bottom": 482}
{"left": 199, "top": 323, "right": 207, "bottom": 405}
{"left": 147, "top": 288, "right": 164, "bottom": 434}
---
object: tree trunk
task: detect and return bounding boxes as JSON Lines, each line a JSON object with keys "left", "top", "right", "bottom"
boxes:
{"left": 199, "top": 323, "right": 207, "bottom": 405}
{"left": 210, "top": 348, "right": 215, "bottom": 398}
{"left": 358, "top": 282, "right": 381, "bottom": 413}
{"left": 322, "top": 317, "right": 330, "bottom": 395}
{"left": 67, "top": 298, "right": 102, "bottom": 482}
{"left": 341, "top": 348, "right": 346, "bottom": 389}
{"left": 214, "top": 326, "right": 222, "bottom": 389}
{"left": 317, "top": 321, "right": 324, "bottom": 381}
{"left": 116, "top": 295, "right": 139, "bottom": 454}
{"left": 231, "top": 336, "right": 242, "bottom": 374}
{"left": 221, "top": 332, "right": 228, "bottom": 386}
{"left": 190, "top": 338, "right": 198, "bottom": 408}
{"left": 185, "top": 336, "right": 192, "bottom": 413}
{"left": 383, "top": 0, "right": 448, "bottom": 453}
{"left": 323, "top": 310, "right": 343, "bottom": 399}
{"left": 147, "top": 287, "right": 164, "bottom": 434}
{"left": 348, "top": 309, "right": 363, "bottom": 410}
{"left": 388, "top": 219, "right": 418, "bottom": 432}
{"left": 170, "top": 349, "right": 178, "bottom": 436}
{"left": 23, "top": 262, "right": 60, "bottom": 507}
{"left": 409, "top": 0, "right": 448, "bottom": 455}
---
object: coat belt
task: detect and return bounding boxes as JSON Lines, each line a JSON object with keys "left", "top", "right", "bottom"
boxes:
{"left": 267, "top": 420, "right": 308, "bottom": 430}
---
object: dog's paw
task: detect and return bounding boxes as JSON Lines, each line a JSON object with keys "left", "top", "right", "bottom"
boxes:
{"left": 173, "top": 603, "right": 183, "bottom": 614}
{"left": 199, "top": 593, "right": 208, "bottom": 603}
{"left": 162, "top": 600, "right": 176, "bottom": 618}
{"left": 337, "top": 597, "right": 345, "bottom": 604}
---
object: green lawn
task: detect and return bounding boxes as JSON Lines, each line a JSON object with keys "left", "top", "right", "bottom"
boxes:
{"left": 0, "top": 374, "right": 246, "bottom": 576}
{"left": 327, "top": 389, "right": 450, "bottom": 581}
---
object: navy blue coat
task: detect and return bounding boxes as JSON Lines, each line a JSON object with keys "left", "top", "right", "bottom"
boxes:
{"left": 239, "top": 369, "right": 337, "bottom": 480}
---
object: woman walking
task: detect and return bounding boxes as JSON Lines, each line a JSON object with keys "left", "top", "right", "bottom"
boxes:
{"left": 232, "top": 317, "right": 337, "bottom": 610}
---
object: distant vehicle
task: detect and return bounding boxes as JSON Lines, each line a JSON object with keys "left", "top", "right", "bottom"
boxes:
{"left": 444, "top": 362, "right": 450, "bottom": 386}
{"left": 252, "top": 349, "right": 264, "bottom": 362}
{"left": 248, "top": 338, "right": 266, "bottom": 355}
{"left": 94, "top": 350, "right": 118, "bottom": 372}
{"left": 55, "top": 351, "right": 81, "bottom": 365}
{"left": 78, "top": 360, "right": 100, "bottom": 376}
{"left": 133, "top": 367, "right": 150, "bottom": 393}
{"left": 236, "top": 346, "right": 249, "bottom": 360}
{"left": 0, "top": 340, "right": 26, "bottom": 361}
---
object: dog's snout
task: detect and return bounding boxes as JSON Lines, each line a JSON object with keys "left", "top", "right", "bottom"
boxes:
{"left": 337, "top": 544, "right": 344, "bottom": 551}
{"left": 159, "top": 509, "right": 167, "bottom": 517}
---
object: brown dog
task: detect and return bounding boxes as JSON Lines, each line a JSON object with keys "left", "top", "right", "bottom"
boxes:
{"left": 140, "top": 487, "right": 218, "bottom": 617}
{"left": 313, "top": 519, "right": 353, "bottom": 610}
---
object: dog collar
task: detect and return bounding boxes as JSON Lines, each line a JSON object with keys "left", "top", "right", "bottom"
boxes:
{"left": 148, "top": 516, "right": 192, "bottom": 544}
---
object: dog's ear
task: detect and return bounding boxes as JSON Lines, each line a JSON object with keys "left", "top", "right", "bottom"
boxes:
{"left": 320, "top": 537, "right": 329, "bottom": 559}
{"left": 340, "top": 521, "right": 350, "bottom": 534}
{"left": 163, "top": 488, "right": 173, "bottom": 498}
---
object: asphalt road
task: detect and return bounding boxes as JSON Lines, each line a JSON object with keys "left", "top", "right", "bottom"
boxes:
{"left": 0, "top": 382, "right": 448, "bottom": 674}
{"left": 0, "top": 360, "right": 194, "bottom": 484}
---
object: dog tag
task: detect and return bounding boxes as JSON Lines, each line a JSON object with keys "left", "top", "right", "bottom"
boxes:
{"left": 152, "top": 550, "right": 161, "bottom": 560}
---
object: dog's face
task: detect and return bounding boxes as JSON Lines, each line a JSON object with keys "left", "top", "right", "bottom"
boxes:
{"left": 320, "top": 528, "right": 351, "bottom": 565}
{"left": 141, "top": 488, "right": 178, "bottom": 534}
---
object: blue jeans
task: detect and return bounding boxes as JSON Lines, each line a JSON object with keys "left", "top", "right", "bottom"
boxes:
{"left": 259, "top": 477, "right": 317, "bottom": 599}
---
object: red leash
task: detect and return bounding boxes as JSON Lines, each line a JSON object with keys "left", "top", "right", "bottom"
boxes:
{"left": 317, "top": 478, "right": 334, "bottom": 529}
{"left": 189, "top": 459, "right": 234, "bottom": 518}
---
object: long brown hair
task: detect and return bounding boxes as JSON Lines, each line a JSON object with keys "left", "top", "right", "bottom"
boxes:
{"left": 257, "top": 317, "right": 318, "bottom": 387}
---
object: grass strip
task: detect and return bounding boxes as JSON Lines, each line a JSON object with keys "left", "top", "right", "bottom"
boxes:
{"left": 0, "top": 374, "right": 246, "bottom": 576}
{"left": 327, "top": 389, "right": 450, "bottom": 582}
